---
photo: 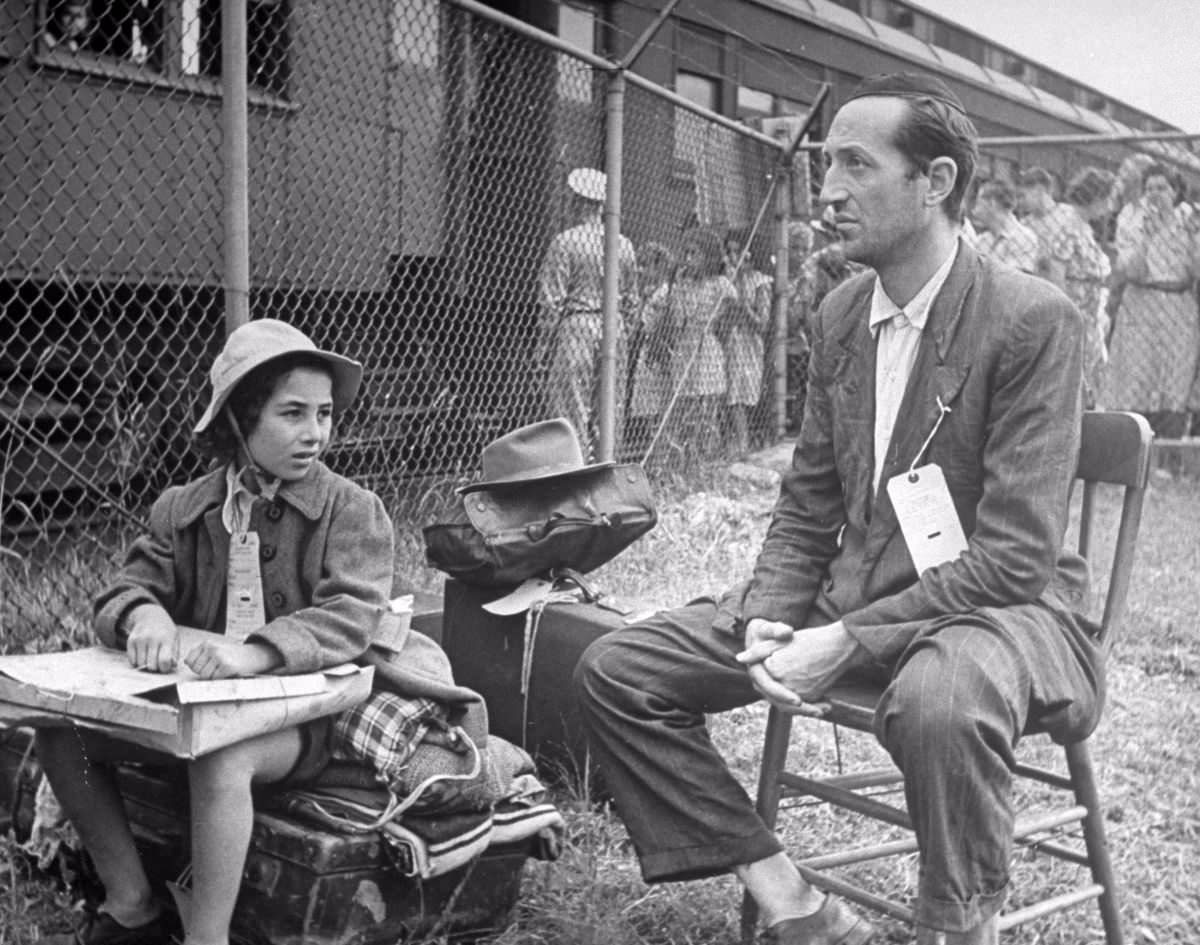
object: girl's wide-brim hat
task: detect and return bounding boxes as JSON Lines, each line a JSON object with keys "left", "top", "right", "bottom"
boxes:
{"left": 194, "top": 319, "right": 363, "bottom": 434}
{"left": 458, "top": 417, "right": 614, "bottom": 494}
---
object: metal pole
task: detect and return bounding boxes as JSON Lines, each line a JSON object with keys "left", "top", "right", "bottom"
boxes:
{"left": 764, "top": 90, "right": 825, "bottom": 440}
{"left": 979, "top": 130, "right": 1200, "bottom": 147}
{"left": 445, "top": 0, "right": 787, "bottom": 152}
{"left": 447, "top": 0, "right": 616, "bottom": 72}
{"left": 599, "top": 71, "right": 625, "bottom": 462}
{"left": 624, "top": 70, "right": 786, "bottom": 150}
{"left": 795, "top": 129, "right": 1200, "bottom": 149}
{"left": 772, "top": 164, "right": 791, "bottom": 439}
{"left": 592, "top": 0, "right": 685, "bottom": 462}
{"left": 221, "top": 0, "right": 250, "bottom": 334}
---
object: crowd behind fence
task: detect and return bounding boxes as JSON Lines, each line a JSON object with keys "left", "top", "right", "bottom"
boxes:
{"left": 2, "top": 0, "right": 1199, "bottom": 652}
{"left": 971, "top": 156, "right": 1200, "bottom": 444}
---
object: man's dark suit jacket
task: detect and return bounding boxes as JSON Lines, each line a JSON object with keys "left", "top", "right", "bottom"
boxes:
{"left": 735, "top": 242, "right": 1101, "bottom": 729}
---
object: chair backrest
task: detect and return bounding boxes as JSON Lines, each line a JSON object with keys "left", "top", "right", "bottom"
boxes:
{"left": 1073, "top": 411, "right": 1154, "bottom": 655}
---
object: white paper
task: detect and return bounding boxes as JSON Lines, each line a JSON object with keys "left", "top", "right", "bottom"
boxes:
{"left": 0, "top": 627, "right": 334, "bottom": 705}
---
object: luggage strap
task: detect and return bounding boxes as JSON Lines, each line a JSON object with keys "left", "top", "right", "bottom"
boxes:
{"left": 519, "top": 569, "right": 603, "bottom": 747}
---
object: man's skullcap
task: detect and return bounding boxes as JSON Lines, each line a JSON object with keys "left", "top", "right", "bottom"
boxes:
{"left": 845, "top": 72, "right": 966, "bottom": 114}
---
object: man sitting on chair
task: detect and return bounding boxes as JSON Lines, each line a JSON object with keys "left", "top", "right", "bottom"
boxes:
{"left": 575, "top": 72, "right": 1102, "bottom": 945}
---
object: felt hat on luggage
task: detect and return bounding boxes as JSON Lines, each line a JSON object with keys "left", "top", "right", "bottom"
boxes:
{"left": 457, "top": 418, "right": 614, "bottom": 494}
{"left": 195, "top": 319, "right": 362, "bottom": 434}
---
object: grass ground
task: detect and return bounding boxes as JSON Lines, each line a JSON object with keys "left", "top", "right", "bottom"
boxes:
{"left": 497, "top": 466, "right": 1200, "bottom": 945}
{"left": 0, "top": 462, "right": 1195, "bottom": 944}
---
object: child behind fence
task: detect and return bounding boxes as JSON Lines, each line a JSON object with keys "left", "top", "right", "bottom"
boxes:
{"left": 659, "top": 227, "right": 733, "bottom": 459}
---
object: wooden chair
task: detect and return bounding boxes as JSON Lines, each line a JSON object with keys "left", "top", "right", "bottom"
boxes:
{"left": 741, "top": 410, "right": 1153, "bottom": 944}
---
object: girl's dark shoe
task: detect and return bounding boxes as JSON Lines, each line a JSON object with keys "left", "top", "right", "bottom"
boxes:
{"left": 37, "top": 905, "right": 181, "bottom": 945}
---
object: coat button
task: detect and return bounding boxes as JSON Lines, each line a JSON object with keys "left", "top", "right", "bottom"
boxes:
{"left": 269, "top": 591, "right": 286, "bottom": 608}
{"left": 260, "top": 544, "right": 276, "bottom": 561}
{"left": 266, "top": 504, "right": 283, "bottom": 522}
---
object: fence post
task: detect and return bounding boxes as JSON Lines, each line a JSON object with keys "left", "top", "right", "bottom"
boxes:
{"left": 772, "top": 164, "right": 791, "bottom": 438}
{"left": 221, "top": 0, "right": 250, "bottom": 334}
{"left": 599, "top": 70, "right": 625, "bottom": 462}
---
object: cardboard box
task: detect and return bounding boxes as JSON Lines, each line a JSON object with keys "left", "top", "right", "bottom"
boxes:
{"left": 0, "top": 628, "right": 373, "bottom": 759}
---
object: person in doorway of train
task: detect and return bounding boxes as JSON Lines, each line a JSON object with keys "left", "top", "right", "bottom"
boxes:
{"left": 575, "top": 72, "right": 1101, "bottom": 945}
{"left": 34, "top": 319, "right": 396, "bottom": 945}
{"left": 537, "top": 166, "right": 639, "bottom": 458}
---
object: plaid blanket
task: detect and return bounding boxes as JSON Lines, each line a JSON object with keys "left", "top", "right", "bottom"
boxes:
{"left": 331, "top": 690, "right": 442, "bottom": 785}
{"left": 330, "top": 690, "right": 496, "bottom": 815}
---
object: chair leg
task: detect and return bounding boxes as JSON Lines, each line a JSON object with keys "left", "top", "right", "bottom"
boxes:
{"left": 1065, "top": 739, "right": 1124, "bottom": 945}
{"left": 740, "top": 707, "right": 796, "bottom": 945}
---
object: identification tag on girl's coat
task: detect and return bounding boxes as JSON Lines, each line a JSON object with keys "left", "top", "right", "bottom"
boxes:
{"left": 226, "top": 531, "right": 266, "bottom": 641}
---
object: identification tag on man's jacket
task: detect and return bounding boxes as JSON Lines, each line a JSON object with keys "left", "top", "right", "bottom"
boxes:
{"left": 887, "top": 464, "right": 968, "bottom": 574}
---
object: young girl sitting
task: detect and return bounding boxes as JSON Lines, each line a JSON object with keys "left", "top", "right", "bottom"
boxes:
{"left": 35, "top": 319, "right": 395, "bottom": 945}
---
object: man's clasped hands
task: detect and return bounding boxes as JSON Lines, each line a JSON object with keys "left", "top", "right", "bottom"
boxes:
{"left": 737, "top": 618, "right": 868, "bottom": 712}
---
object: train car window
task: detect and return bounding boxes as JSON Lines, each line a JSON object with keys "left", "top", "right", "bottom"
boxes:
{"left": 40, "top": 0, "right": 165, "bottom": 70}
{"left": 677, "top": 21, "right": 723, "bottom": 75}
{"left": 907, "top": 13, "right": 934, "bottom": 42}
{"left": 676, "top": 70, "right": 717, "bottom": 111}
{"left": 673, "top": 70, "right": 717, "bottom": 175}
{"left": 1, "top": 2, "right": 17, "bottom": 59}
{"left": 181, "top": 0, "right": 289, "bottom": 97}
{"left": 736, "top": 86, "right": 774, "bottom": 123}
{"left": 864, "top": 0, "right": 911, "bottom": 30}
{"left": 932, "top": 24, "right": 984, "bottom": 63}
{"left": 557, "top": 2, "right": 595, "bottom": 103}
{"left": 779, "top": 97, "right": 813, "bottom": 119}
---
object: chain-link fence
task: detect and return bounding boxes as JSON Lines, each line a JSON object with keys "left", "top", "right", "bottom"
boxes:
{"left": 968, "top": 141, "right": 1200, "bottom": 439}
{"left": 4, "top": 0, "right": 1198, "bottom": 652}
{"left": 783, "top": 134, "right": 1200, "bottom": 446}
{"left": 1, "top": 0, "right": 806, "bottom": 648}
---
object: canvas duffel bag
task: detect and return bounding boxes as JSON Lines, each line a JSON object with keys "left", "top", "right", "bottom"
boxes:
{"left": 423, "top": 464, "right": 656, "bottom": 587}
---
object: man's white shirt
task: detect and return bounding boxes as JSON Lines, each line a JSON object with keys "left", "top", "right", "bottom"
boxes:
{"left": 868, "top": 241, "right": 960, "bottom": 494}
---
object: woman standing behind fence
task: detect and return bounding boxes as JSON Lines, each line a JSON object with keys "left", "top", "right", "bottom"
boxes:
{"left": 721, "top": 227, "right": 772, "bottom": 456}
{"left": 627, "top": 241, "right": 675, "bottom": 454}
{"left": 1057, "top": 167, "right": 1116, "bottom": 407}
{"left": 1103, "top": 163, "right": 1200, "bottom": 438}
{"left": 660, "top": 227, "right": 733, "bottom": 458}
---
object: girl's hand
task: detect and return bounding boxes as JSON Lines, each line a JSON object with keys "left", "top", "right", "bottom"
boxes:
{"left": 183, "top": 641, "right": 281, "bottom": 680}
{"left": 125, "top": 606, "right": 179, "bottom": 673}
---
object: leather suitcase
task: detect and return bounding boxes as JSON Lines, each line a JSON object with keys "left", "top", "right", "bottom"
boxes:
{"left": 410, "top": 588, "right": 445, "bottom": 645}
{"left": 231, "top": 809, "right": 528, "bottom": 945}
{"left": 115, "top": 763, "right": 530, "bottom": 945}
{"left": 440, "top": 578, "right": 655, "bottom": 790}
